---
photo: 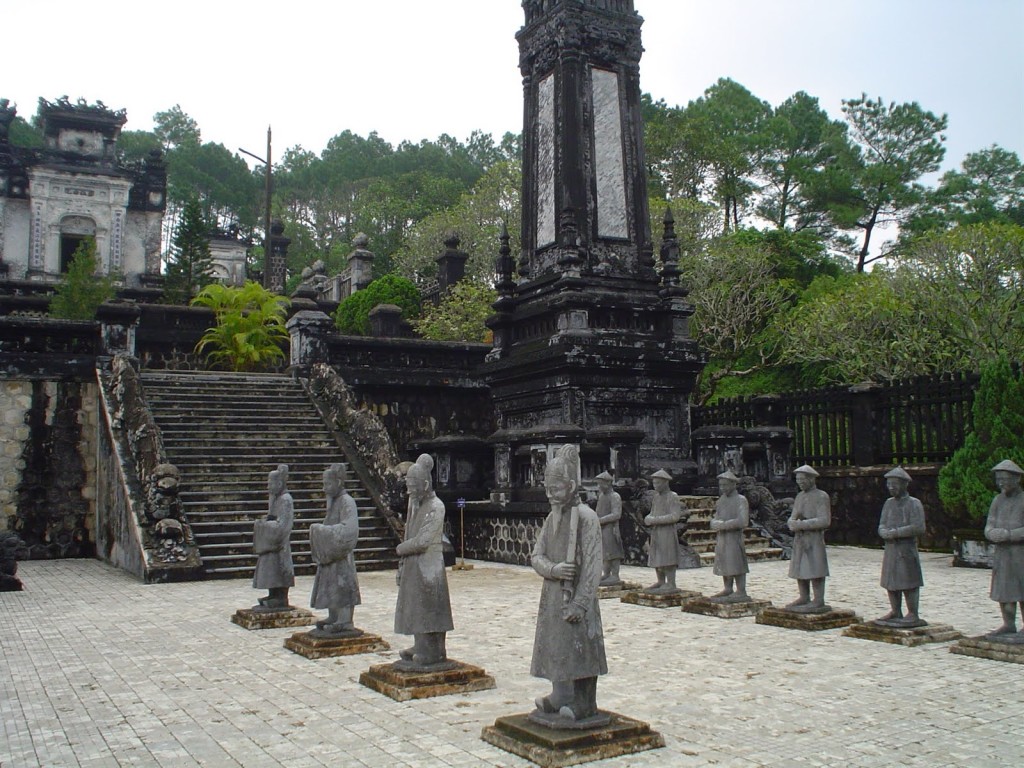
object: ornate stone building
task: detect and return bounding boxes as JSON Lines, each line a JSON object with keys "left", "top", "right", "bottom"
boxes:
{"left": 0, "top": 98, "right": 167, "bottom": 285}
{"left": 482, "top": 0, "right": 706, "bottom": 499}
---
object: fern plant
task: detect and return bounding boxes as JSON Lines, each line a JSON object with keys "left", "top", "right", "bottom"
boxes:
{"left": 191, "top": 282, "right": 290, "bottom": 372}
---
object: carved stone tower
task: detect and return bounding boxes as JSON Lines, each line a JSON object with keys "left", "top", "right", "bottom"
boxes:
{"left": 483, "top": 0, "right": 706, "bottom": 501}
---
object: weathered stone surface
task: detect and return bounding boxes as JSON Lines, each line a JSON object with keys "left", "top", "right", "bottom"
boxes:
{"left": 284, "top": 630, "right": 389, "bottom": 659}
{"left": 597, "top": 581, "right": 642, "bottom": 600}
{"left": 843, "top": 621, "right": 963, "bottom": 647}
{"left": 359, "top": 660, "right": 495, "bottom": 702}
{"left": 620, "top": 589, "right": 701, "bottom": 608}
{"left": 481, "top": 711, "right": 665, "bottom": 768}
{"left": 950, "top": 635, "right": 1024, "bottom": 664}
{"left": 682, "top": 595, "right": 772, "bottom": 619}
{"left": 756, "top": 606, "right": 861, "bottom": 631}
{"left": 229, "top": 607, "right": 314, "bottom": 631}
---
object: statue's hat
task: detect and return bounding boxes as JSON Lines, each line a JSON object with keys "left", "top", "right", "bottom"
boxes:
{"left": 992, "top": 459, "right": 1024, "bottom": 475}
{"left": 650, "top": 469, "right": 673, "bottom": 480}
{"left": 717, "top": 470, "right": 740, "bottom": 482}
{"left": 595, "top": 471, "right": 614, "bottom": 482}
{"left": 793, "top": 464, "right": 819, "bottom": 477}
{"left": 884, "top": 466, "right": 912, "bottom": 482}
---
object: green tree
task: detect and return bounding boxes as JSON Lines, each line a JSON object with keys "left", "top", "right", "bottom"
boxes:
{"left": 414, "top": 280, "right": 497, "bottom": 342}
{"left": 153, "top": 104, "right": 201, "bottom": 150}
{"left": 939, "top": 358, "right": 1024, "bottom": 519}
{"left": 192, "top": 282, "right": 290, "bottom": 372}
{"left": 164, "top": 197, "right": 215, "bottom": 304}
{"left": 828, "top": 95, "right": 948, "bottom": 271}
{"left": 48, "top": 238, "right": 115, "bottom": 320}
{"left": 334, "top": 274, "right": 421, "bottom": 335}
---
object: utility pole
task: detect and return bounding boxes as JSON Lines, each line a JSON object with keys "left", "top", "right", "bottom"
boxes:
{"left": 239, "top": 125, "right": 273, "bottom": 288}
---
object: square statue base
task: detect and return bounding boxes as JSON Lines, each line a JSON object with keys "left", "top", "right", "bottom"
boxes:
{"left": 620, "top": 590, "right": 702, "bottom": 609}
{"left": 756, "top": 606, "right": 861, "bottom": 631}
{"left": 285, "top": 629, "right": 390, "bottom": 659}
{"left": 359, "top": 659, "right": 496, "bottom": 701}
{"left": 950, "top": 635, "right": 1024, "bottom": 665}
{"left": 843, "top": 622, "right": 963, "bottom": 647}
{"left": 597, "top": 581, "right": 642, "bottom": 600}
{"left": 230, "top": 607, "right": 315, "bottom": 630}
{"left": 683, "top": 596, "right": 772, "bottom": 619}
{"left": 481, "top": 711, "right": 665, "bottom": 768}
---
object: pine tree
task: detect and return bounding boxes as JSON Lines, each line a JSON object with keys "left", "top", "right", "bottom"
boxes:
{"left": 164, "top": 197, "right": 215, "bottom": 304}
{"left": 939, "top": 358, "right": 1024, "bottom": 519}
{"left": 49, "top": 238, "right": 115, "bottom": 320}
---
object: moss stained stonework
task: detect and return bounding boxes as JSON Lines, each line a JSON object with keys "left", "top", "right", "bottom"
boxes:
{"left": 0, "top": 381, "right": 33, "bottom": 533}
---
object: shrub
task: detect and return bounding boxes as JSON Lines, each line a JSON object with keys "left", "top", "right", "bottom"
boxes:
{"left": 49, "top": 238, "right": 116, "bottom": 320}
{"left": 938, "top": 358, "right": 1024, "bottom": 518}
{"left": 334, "top": 274, "right": 421, "bottom": 335}
{"left": 192, "top": 282, "right": 290, "bottom": 371}
{"left": 414, "top": 280, "right": 496, "bottom": 342}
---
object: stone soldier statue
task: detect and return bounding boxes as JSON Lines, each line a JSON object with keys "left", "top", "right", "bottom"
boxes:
{"left": 785, "top": 465, "right": 831, "bottom": 613}
{"left": 710, "top": 470, "right": 750, "bottom": 603}
{"left": 531, "top": 444, "right": 607, "bottom": 725}
{"left": 594, "top": 471, "right": 624, "bottom": 587}
{"left": 309, "top": 463, "right": 362, "bottom": 635}
{"left": 394, "top": 454, "right": 454, "bottom": 667}
{"left": 874, "top": 466, "right": 927, "bottom": 627}
{"left": 252, "top": 464, "right": 295, "bottom": 611}
{"left": 985, "top": 459, "right": 1024, "bottom": 641}
{"left": 644, "top": 469, "right": 683, "bottom": 594}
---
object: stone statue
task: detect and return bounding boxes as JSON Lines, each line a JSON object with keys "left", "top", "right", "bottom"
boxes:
{"left": 531, "top": 445, "right": 607, "bottom": 725}
{"left": 644, "top": 469, "right": 683, "bottom": 594}
{"left": 309, "top": 463, "right": 362, "bottom": 635}
{"left": 0, "top": 531, "right": 25, "bottom": 592}
{"left": 710, "top": 470, "right": 750, "bottom": 603}
{"left": 874, "top": 467, "right": 926, "bottom": 627}
{"left": 252, "top": 464, "right": 295, "bottom": 611}
{"left": 985, "top": 459, "right": 1024, "bottom": 641}
{"left": 394, "top": 454, "right": 454, "bottom": 667}
{"left": 594, "top": 471, "right": 624, "bottom": 586}
{"left": 785, "top": 465, "right": 831, "bottom": 613}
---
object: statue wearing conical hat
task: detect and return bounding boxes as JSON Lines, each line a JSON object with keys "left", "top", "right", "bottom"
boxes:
{"left": 874, "top": 467, "right": 927, "bottom": 627}
{"left": 785, "top": 465, "right": 831, "bottom": 613}
{"left": 594, "top": 471, "right": 624, "bottom": 587}
{"left": 710, "top": 470, "right": 750, "bottom": 603}
{"left": 985, "top": 459, "right": 1024, "bottom": 641}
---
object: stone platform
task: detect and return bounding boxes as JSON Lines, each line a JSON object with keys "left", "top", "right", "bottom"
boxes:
{"left": 950, "top": 634, "right": 1024, "bottom": 665}
{"left": 756, "top": 605, "right": 861, "bottom": 631}
{"left": 284, "top": 629, "right": 390, "bottom": 659}
{"left": 843, "top": 621, "right": 963, "bottom": 647}
{"left": 230, "top": 606, "right": 315, "bottom": 630}
{"left": 359, "top": 660, "right": 496, "bottom": 701}
{"left": 620, "top": 589, "right": 702, "bottom": 609}
{"left": 597, "top": 581, "right": 642, "bottom": 600}
{"left": 481, "top": 711, "right": 664, "bottom": 767}
{"left": 682, "top": 595, "right": 772, "bottom": 619}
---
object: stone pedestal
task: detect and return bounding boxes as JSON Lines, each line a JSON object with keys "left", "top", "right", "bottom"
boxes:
{"left": 843, "top": 622, "right": 963, "bottom": 647}
{"left": 482, "top": 711, "right": 665, "bottom": 768}
{"left": 597, "top": 581, "right": 642, "bottom": 600}
{"left": 950, "top": 635, "right": 1024, "bottom": 665}
{"left": 756, "top": 606, "right": 861, "bottom": 631}
{"left": 284, "top": 629, "right": 390, "bottom": 659}
{"left": 683, "top": 596, "right": 772, "bottom": 619}
{"left": 230, "top": 607, "right": 314, "bottom": 631}
{"left": 620, "top": 589, "right": 702, "bottom": 609}
{"left": 359, "top": 660, "right": 496, "bottom": 701}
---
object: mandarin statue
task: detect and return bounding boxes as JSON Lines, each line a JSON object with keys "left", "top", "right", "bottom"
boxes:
{"left": 309, "top": 463, "right": 362, "bottom": 636}
{"left": 985, "top": 459, "right": 1024, "bottom": 642}
{"left": 785, "top": 465, "right": 831, "bottom": 613}
{"left": 531, "top": 445, "right": 608, "bottom": 726}
{"left": 710, "top": 470, "right": 750, "bottom": 603}
{"left": 644, "top": 469, "right": 684, "bottom": 594}
{"left": 251, "top": 464, "right": 295, "bottom": 611}
{"left": 394, "top": 454, "right": 454, "bottom": 667}
{"left": 594, "top": 471, "right": 624, "bottom": 587}
{"left": 874, "top": 467, "right": 927, "bottom": 627}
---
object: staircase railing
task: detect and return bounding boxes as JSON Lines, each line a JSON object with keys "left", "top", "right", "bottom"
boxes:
{"left": 95, "top": 354, "right": 202, "bottom": 582}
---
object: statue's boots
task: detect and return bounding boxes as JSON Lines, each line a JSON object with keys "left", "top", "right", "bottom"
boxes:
{"left": 558, "top": 677, "right": 598, "bottom": 722}
{"left": 535, "top": 680, "right": 573, "bottom": 714}
{"left": 412, "top": 632, "right": 447, "bottom": 666}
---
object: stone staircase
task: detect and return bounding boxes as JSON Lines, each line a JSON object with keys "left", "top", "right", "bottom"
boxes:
{"left": 139, "top": 370, "right": 399, "bottom": 579}
{"left": 680, "top": 496, "right": 784, "bottom": 565}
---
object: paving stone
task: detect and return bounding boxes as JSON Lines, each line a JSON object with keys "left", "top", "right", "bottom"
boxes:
{"left": 0, "top": 549, "right": 1022, "bottom": 766}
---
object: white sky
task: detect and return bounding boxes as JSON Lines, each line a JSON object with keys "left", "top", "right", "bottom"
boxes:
{"left": 6, "top": 0, "right": 1023, "bottom": 177}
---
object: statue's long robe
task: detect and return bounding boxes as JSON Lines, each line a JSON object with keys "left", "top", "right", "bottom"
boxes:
{"left": 310, "top": 491, "right": 361, "bottom": 610}
{"left": 394, "top": 493, "right": 454, "bottom": 635}
{"left": 986, "top": 490, "right": 1024, "bottom": 603}
{"left": 252, "top": 493, "right": 295, "bottom": 590}
{"left": 713, "top": 493, "right": 750, "bottom": 577}
{"left": 878, "top": 495, "right": 925, "bottom": 591}
{"left": 787, "top": 488, "right": 830, "bottom": 580}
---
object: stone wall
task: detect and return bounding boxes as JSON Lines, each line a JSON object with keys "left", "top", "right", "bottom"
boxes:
{"left": 0, "top": 381, "right": 32, "bottom": 533}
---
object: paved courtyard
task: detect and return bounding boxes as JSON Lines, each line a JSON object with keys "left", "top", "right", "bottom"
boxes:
{"left": 2, "top": 547, "right": 1021, "bottom": 767}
